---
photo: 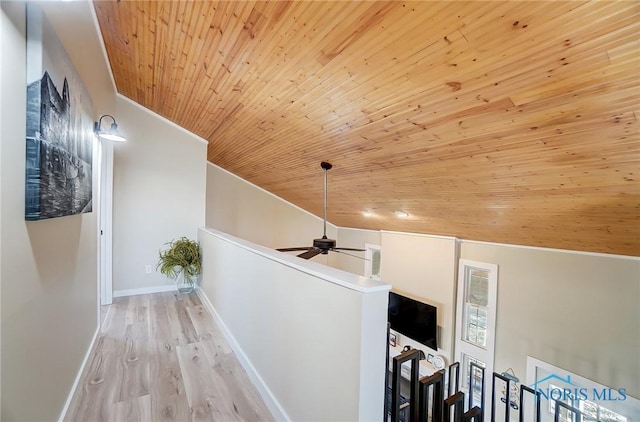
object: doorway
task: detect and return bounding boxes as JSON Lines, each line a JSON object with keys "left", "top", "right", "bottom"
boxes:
{"left": 98, "top": 140, "right": 113, "bottom": 306}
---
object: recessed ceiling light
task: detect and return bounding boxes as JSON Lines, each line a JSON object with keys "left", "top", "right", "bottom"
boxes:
{"left": 362, "top": 210, "right": 374, "bottom": 217}
{"left": 394, "top": 210, "right": 409, "bottom": 218}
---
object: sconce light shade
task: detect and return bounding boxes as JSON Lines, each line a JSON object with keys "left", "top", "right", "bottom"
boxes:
{"left": 94, "top": 114, "right": 126, "bottom": 142}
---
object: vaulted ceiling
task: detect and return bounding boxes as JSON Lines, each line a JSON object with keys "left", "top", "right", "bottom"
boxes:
{"left": 94, "top": 1, "right": 639, "bottom": 256}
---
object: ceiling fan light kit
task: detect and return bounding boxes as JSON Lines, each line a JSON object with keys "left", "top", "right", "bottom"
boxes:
{"left": 276, "top": 162, "right": 366, "bottom": 260}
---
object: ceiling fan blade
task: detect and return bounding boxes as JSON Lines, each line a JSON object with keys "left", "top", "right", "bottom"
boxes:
{"left": 277, "top": 247, "right": 312, "bottom": 252}
{"left": 297, "top": 249, "right": 322, "bottom": 259}
{"left": 331, "top": 249, "right": 370, "bottom": 260}
{"left": 333, "top": 247, "right": 366, "bottom": 252}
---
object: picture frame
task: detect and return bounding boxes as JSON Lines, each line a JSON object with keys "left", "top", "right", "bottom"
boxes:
{"left": 389, "top": 332, "right": 397, "bottom": 347}
{"left": 25, "top": 4, "right": 94, "bottom": 221}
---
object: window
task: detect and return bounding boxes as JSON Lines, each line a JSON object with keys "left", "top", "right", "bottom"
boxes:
{"left": 582, "top": 403, "right": 627, "bottom": 422}
{"left": 464, "top": 354, "right": 486, "bottom": 409}
{"left": 364, "top": 244, "right": 381, "bottom": 281}
{"left": 464, "top": 268, "right": 489, "bottom": 348}
{"left": 455, "top": 259, "right": 498, "bottom": 422}
{"left": 548, "top": 384, "right": 627, "bottom": 422}
{"left": 525, "top": 357, "right": 636, "bottom": 422}
{"left": 548, "top": 383, "right": 576, "bottom": 422}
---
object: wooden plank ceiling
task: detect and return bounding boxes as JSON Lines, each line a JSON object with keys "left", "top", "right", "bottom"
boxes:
{"left": 95, "top": 1, "right": 640, "bottom": 256}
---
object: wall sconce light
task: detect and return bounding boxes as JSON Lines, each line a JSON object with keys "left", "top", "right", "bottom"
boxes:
{"left": 94, "top": 114, "right": 126, "bottom": 142}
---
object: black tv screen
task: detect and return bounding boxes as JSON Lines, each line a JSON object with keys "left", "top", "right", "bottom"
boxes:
{"left": 388, "top": 291, "right": 438, "bottom": 350}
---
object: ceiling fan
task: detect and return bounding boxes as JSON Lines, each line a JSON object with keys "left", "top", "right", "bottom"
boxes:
{"left": 276, "top": 161, "right": 366, "bottom": 260}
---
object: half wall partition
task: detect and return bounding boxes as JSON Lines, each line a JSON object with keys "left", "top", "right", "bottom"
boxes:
{"left": 197, "top": 227, "right": 391, "bottom": 421}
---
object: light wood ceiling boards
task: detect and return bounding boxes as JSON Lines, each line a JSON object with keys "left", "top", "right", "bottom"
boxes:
{"left": 95, "top": 1, "right": 640, "bottom": 256}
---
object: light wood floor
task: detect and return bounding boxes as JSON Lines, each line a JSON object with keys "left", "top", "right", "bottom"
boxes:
{"left": 65, "top": 292, "right": 274, "bottom": 422}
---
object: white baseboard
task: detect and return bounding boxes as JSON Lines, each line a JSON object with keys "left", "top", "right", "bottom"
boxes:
{"left": 195, "top": 286, "right": 290, "bottom": 422}
{"left": 113, "top": 284, "right": 176, "bottom": 298}
{"left": 58, "top": 326, "right": 100, "bottom": 422}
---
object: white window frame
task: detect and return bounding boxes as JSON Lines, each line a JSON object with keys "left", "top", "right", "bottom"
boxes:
{"left": 455, "top": 259, "right": 498, "bottom": 421}
{"left": 364, "top": 243, "right": 381, "bottom": 281}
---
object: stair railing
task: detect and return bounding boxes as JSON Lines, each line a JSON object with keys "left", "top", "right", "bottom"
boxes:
{"left": 448, "top": 361, "right": 461, "bottom": 397}
{"left": 463, "top": 406, "right": 483, "bottom": 422}
{"left": 418, "top": 369, "right": 445, "bottom": 422}
{"left": 554, "top": 401, "right": 582, "bottom": 422}
{"left": 444, "top": 391, "right": 466, "bottom": 422}
{"left": 491, "top": 372, "right": 512, "bottom": 422}
{"left": 390, "top": 348, "right": 423, "bottom": 422}
{"left": 519, "top": 384, "right": 541, "bottom": 422}
{"left": 468, "top": 362, "right": 485, "bottom": 421}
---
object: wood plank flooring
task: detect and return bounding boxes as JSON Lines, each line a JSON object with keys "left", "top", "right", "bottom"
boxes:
{"left": 65, "top": 292, "right": 274, "bottom": 422}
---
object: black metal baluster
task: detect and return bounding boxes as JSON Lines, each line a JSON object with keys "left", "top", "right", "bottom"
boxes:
{"left": 448, "top": 362, "right": 460, "bottom": 397}
{"left": 385, "top": 323, "right": 391, "bottom": 422}
{"left": 418, "top": 369, "right": 445, "bottom": 422}
{"left": 463, "top": 407, "right": 482, "bottom": 422}
{"left": 554, "top": 401, "right": 582, "bottom": 422}
{"left": 468, "top": 362, "right": 485, "bottom": 421}
{"left": 445, "top": 391, "right": 465, "bottom": 422}
{"left": 491, "top": 372, "right": 511, "bottom": 422}
{"left": 519, "top": 385, "right": 541, "bottom": 422}
{"left": 391, "top": 349, "right": 422, "bottom": 422}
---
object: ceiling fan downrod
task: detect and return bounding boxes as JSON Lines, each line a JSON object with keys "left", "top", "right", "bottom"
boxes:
{"left": 320, "top": 161, "right": 332, "bottom": 239}
{"left": 275, "top": 160, "right": 365, "bottom": 260}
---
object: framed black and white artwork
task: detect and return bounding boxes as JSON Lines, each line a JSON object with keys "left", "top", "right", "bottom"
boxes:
{"left": 25, "top": 4, "right": 95, "bottom": 221}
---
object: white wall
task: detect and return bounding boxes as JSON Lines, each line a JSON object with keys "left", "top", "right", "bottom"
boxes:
{"left": 111, "top": 96, "right": 207, "bottom": 293}
{"left": 41, "top": 1, "right": 116, "bottom": 115}
{"left": 206, "top": 163, "right": 336, "bottom": 266}
{"left": 380, "top": 231, "right": 458, "bottom": 362}
{"left": 198, "top": 228, "right": 390, "bottom": 421}
{"left": 0, "top": 2, "right": 111, "bottom": 420}
{"left": 460, "top": 241, "right": 640, "bottom": 400}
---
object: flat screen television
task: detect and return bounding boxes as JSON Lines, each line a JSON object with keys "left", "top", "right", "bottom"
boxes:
{"left": 388, "top": 291, "right": 438, "bottom": 350}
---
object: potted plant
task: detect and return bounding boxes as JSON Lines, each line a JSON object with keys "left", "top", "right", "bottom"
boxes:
{"left": 157, "top": 237, "right": 201, "bottom": 293}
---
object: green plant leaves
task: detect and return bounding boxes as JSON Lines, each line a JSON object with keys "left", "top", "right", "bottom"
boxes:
{"left": 157, "top": 237, "right": 202, "bottom": 285}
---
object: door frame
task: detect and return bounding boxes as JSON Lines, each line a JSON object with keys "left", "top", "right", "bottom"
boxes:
{"left": 98, "top": 141, "right": 113, "bottom": 306}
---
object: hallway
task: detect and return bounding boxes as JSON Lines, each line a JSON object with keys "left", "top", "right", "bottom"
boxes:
{"left": 64, "top": 292, "right": 274, "bottom": 421}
